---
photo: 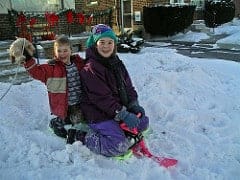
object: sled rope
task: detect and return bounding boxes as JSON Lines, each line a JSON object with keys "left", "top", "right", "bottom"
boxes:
{"left": 0, "top": 39, "right": 25, "bottom": 101}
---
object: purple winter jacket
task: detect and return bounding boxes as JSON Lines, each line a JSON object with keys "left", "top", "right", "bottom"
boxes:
{"left": 80, "top": 47, "right": 138, "bottom": 123}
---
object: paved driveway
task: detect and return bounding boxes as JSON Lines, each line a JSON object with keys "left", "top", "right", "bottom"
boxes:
{"left": 144, "top": 34, "right": 240, "bottom": 62}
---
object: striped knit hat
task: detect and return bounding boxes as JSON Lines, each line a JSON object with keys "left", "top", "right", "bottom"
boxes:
{"left": 86, "top": 24, "right": 118, "bottom": 48}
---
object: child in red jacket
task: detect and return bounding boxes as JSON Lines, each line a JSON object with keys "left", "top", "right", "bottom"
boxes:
{"left": 9, "top": 35, "right": 85, "bottom": 138}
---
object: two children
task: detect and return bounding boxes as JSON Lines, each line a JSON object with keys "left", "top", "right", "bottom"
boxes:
{"left": 9, "top": 25, "right": 149, "bottom": 158}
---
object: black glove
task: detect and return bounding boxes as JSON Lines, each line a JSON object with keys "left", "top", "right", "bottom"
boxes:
{"left": 23, "top": 49, "right": 33, "bottom": 61}
{"left": 128, "top": 100, "right": 145, "bottom": 118}
{"left": 115, "top": 107, "right": 140, "bottom": 129}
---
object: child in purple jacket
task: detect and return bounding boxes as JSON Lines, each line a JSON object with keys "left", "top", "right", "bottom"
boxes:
{"left": 76, "top": 24, "right": 149, "bottom": 157}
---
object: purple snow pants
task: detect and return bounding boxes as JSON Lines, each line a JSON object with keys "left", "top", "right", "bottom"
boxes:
{"left": 84, "top": 116, "right": 149, "bottom": 157}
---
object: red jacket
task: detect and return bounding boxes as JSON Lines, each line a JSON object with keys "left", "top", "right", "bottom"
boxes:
{"left": 24, "top": 54, "right": 85, "bottom": 120}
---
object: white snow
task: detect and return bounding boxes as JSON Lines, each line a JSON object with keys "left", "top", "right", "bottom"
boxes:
{"left": 0, "top": 18, "right": 240, "bottom": 180}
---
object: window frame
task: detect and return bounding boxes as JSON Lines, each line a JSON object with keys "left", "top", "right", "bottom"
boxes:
{"left": 86, "top": 0, "right": 98, "bottom": 6}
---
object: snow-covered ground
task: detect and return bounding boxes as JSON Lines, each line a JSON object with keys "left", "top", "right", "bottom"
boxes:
{"left": 0, "top": 19, "right": 240, "bottom": 180}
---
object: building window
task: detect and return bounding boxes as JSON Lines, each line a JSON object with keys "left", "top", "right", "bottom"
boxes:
{"left": 86, "top": 0, "right": 98, "bottom": 6}
{"left": 7, "top": 0, "right": 75, "bottom": 12}
{"left": 169, "top": 0, "right": 185, "bottom": 5}
{"left": 123, "top": 0, "right": 132, "bottom": 28}
{"left": 190, "top": 0, "right": 205, "bottom": 9}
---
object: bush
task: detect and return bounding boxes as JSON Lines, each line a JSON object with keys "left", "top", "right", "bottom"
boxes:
{"left": 204, "top": 0, "right": 235, "bottom": 28}
{"left": 143, "top": 5, "right": 196, "bottom": 36}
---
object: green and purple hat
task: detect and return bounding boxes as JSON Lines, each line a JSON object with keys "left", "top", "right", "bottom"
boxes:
{"left": 86, "top": 24, "right": 118, "bottom": 48}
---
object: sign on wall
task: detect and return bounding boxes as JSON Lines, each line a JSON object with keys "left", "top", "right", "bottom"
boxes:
{"left": 134, "top": 11, "right": 141, "bottom": 22}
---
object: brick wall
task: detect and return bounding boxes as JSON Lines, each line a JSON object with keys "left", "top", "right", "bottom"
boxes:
{"left": 0, "top": 14, "right": 15, "bottom": 40}
{"left": 52, "top": 14, "right": 85, "bottom": 36}
{"left": 76, "top": 0, "right": 115, "bottom": 23}
{"left": 75, "top": 0, "right": 116, "bottom": 31}
{"left": 75, "top": 0, "right": 85, "bottom": 11}
{"left": 75, "top": 0, "right": 199, "bottom": 35}
{"left": 0, "top": 10, "right": 86, "bottom": 41}
{"left": 75, "top": 0, "right": 146, "bottom": 33}
{"left": 2, "top": 0, "right": 239, "bottom": 40}
{"left": 234, "top": 0, "right": 240, "bottom": 17}
{"left": 133, "top": 0, "right": 149, "bottom": 23}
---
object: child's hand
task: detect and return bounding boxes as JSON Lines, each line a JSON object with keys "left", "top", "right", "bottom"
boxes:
{"left": 129, "top": 105, "right": 145, "bottom": 118}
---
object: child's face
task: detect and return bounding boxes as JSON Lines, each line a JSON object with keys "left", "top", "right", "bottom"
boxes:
{"left": 96, "top": 37, "right": 115, "bottom": 58}
{"left": 54, "top": 44, "right": 71, "bottom": 64}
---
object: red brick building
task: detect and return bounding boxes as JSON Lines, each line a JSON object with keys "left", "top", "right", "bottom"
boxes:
{"left": 77, "top": 0, "right": 240, "bottom": 34}
{"left": 0, "top": 0, "right": 239, "bottom": 40}
{"left": 76, "top": 0, "right": 193, "bottom": 34}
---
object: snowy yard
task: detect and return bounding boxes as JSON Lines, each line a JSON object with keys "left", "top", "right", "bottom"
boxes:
{"left": 0, "top": 19, "right": 240, "bottom": 180}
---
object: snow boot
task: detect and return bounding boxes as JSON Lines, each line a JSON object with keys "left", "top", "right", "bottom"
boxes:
{"left": 49, "top": 117, "right": 68, "bottom": 138}
{"left": 75, "top": 130, "right": 87, "bottom": 144}
{"left": 66, "top": 128, "right": 87, "bottom": 144}
{"left": 66, "top": 128, "right": 76, "bottom": 144}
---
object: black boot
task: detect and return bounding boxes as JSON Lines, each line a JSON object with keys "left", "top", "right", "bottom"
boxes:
{"left": 66, "top": 129, "right": 87, "bottom": 145}
{"left": 75, "top": 130, "right": 87, "bottom": 144}
{"left": 66, "top": 128, "right": 76, "bottom": 144}
{"left": 49, "top": 117, "right": 68, "bottom": 138}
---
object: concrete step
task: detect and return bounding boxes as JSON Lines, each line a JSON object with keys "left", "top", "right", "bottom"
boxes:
{"left": 0, "top": 40, "right": 33, "bottom": 84}
{"left": 0, "top": 73, "right": 33, "bottom": 84}
{"left": 0, "top": 59, "right": 18, "bottom": 71}
{"left": 191, "top": 20, "right": 211, "bottom": 34}
{"left": 0, "top": 66, "right": 26, "bottom": 77}
{"left": 0, "top": 51, "right": 9, "bottom": 60}
{"left": 193, "top": 20, "right": 205, "bottom": 24}
{"left": 0, "top": 66, "right": 32, "bottom": 84}
{"left": 0, "top": 41, "right": 12, "bottom": 51}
